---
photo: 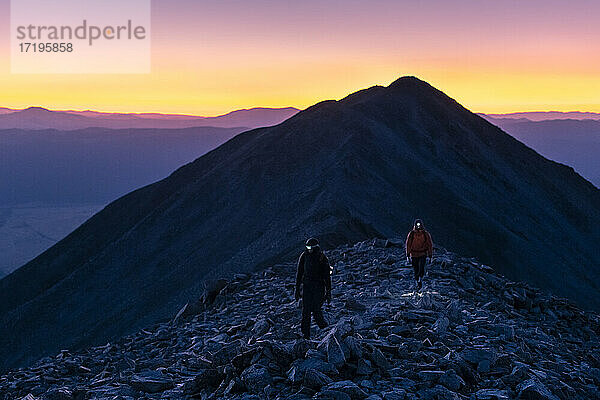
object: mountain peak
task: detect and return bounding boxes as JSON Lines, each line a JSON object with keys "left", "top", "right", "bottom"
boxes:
{"left": 387, "top": 75, "right": 437, "bottom": 91}
{"left": 21, "top": 106, "right": 52, "bottom": 113}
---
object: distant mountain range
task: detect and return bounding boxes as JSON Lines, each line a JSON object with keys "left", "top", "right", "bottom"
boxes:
{"left": 0, "top": 106, "right": 300, "bottom": 130}
{"left": 0, "top": 107, "right": 299, "bottom": 277}
{"left": 481, "top": 111, "right": 600, "bottom": 121}
{"left": 481, "top": 115, "right": 600, "bottom": 187}
{"left": 0, "top": 126, "right": 247, "bottom": 277}
{"left": 0, "top": 126, "right": 246, "bottom": 206}
{"left": 1, "top": 76, "right": 598, "bottom": 371}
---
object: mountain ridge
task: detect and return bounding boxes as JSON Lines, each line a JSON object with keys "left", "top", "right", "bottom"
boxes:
{"left": 1, "top": 239, "right": 598, "bottom": 399}
{"left": 1, "top": 76, "right": 598, "bottom": 372}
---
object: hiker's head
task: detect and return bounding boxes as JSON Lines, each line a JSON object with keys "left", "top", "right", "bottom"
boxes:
{"left": 414, "top": 219, "right": 424, "bottom": 230}
{"left": 305, "top": 237, "right": 320, "bottom": 254}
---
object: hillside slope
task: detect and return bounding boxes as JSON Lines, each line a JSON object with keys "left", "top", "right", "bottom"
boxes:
{"left": 1, "top": 76, "right": 599, "bottom": 371}
{"left": 1, "top": 240, "right": 598, "bottom": 399}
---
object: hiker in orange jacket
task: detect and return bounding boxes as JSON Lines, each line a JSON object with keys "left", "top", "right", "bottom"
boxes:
{"left": 406, "top": 219, "right": 433, "bottom": 291}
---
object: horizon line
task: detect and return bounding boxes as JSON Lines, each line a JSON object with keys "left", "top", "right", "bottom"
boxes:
{"left": 3, "top": 105, "right": 600, "bottom": 118}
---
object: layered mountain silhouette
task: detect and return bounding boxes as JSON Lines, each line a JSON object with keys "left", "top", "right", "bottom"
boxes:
{"left": 0, "top": 106, "right": 299, "bottom": 130}
{"left": 1, "top": 76, "right": 599, "bottom": 371}
{"left": 482, "top": 111, "right": 600, "bottom": 121}
{"left": 0, "top": 126, "right": 246, "bottom": 206}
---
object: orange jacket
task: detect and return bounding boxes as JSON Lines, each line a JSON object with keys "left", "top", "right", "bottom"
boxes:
{"left": 406, "top": 229, "right": 433, "bottom": 257}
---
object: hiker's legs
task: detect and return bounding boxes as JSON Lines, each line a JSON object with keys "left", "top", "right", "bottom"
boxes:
{"left": 412, "top": 256, "right": 426, "bottom": 280}
{"left": 301, "top": 306, "right": 312, "bottom": 339}
{"left": 418, "top": 257, "right": 426, "bottom": 279}
{"left": 412, "top": 256, "right": 426, "bottom": 290}
{"left": 412, "top": 257, "right": 420, "bottom": 280}
{"left": 313, "top": 307, "right": 328, "bottom": 329}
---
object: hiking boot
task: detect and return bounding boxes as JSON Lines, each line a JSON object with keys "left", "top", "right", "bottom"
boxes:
{"left": 417, "top": 279, "right": 423, "bottom": 291}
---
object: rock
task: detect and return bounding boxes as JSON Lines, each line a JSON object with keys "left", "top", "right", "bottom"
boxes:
{"left": 418, "top": 370, "right": 444, "bottom": 383}
{"left": 211, "top": 341, "right": 241, "bottom": 365}
{"left": 320, "top": 390, "right": 352, "bottom": 400}
{"left": 345, "top": 299, "right": 367, "bottom": 312}
{"left": 516, "top": 378, "right": 560, "bottom": 400}
{"left": 390, "top": 324, "right": 411, "bottom": 336}
{"left": 232, "top": 348, "right": 259, "bottom": 371}
{"left": 288, "top": 357, "right": 338, "bottom": 383}
{"left": 439, "top": 370, "right": 464, "bottom": 391}
{"left": 478, "top": 359, "right": 491, "bottom": 373}
{"left": 490, "top": 324, "right": 515, "bottom": 341}
{"left": 356, "top": 358, "right": 374, "bottom": 376}
{"left": 324, "top": 380, "right": 368, "bottom": 400}
{"left": 343, "top": 336, "right": 363, "bottom": 359}
{"left": 369, "top": 347, "right": 390, "bottom": 372}
{"left": 42, "top": 388, "right": 73, "bottom": 400}
{"left": 224, "top": 378, "right": 246, "bottom": 395}
{"left": 461, "top": 348, "right": 497, "bottom": 366}
{"left": 327, "top": 335, "right": 346, "bottom": 368}
{"left": 241, "top": 364, "right": 272, "bottom": 394}
{"left": 382, "top": 388, "right": 406, "bottom": 400}
{"left": 475, "top": 388, "right": 510, "bottom": 399}
{"left": 269, "top": 342, "right": 295, "bottom": 368}
{"left": 129, "top": 370, "right": 174, "bottom": 393}
{"left": 384, "top": 239, "right": 400, "bottom": 248}
{"left": 432, "top": 316, "right": 450, "bottom": 334}
{"left": 372, "top": 238, "right": 387, "bottom": 248}
{"left": 182, "top": 368, "right": 223, "bottom": 394}
{"left": 292, "top": 339, "right": 311, "bottom": 359}
{"left": 418, "top": 384, "right": 461, "bottom": 400}
{"left": 252, "top": 318, "right": 271, "bottom": 336}
{"left": 504, "top": 363, "right": 531, "bottom": 386}
{"left": 359, "top": 379, "right": 374, "bottom": 389}
{"left": 304, "top": 368, "right": 333, "bottom": 389}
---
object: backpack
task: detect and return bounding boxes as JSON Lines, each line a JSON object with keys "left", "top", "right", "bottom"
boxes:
{"left": 410, "top": 230, "right": 429, "bottom": 252}
{"left": 303, "top": 251, "right": 327, "bottom": 282}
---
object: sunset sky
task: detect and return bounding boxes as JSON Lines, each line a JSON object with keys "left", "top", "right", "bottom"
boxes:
{"left": 1, "top": 0, "right": 599, "bottom": 115}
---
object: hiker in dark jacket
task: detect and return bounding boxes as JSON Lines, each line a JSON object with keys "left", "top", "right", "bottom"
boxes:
{"left": 406, "top": 219, "right": 433, "bottom": 290}
{"left": 295, "top": 237, "right": 332, "bottom": 339}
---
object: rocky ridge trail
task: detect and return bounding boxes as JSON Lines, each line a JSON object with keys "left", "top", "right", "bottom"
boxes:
{"left": 1, "top": 239, "right": 599, "bottom": 400}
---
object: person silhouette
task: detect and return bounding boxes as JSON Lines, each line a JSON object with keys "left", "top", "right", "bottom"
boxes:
{"left": 406, "top": 219, "right": 433, "bottom": 290}
{"left": 295, "top": 237, "right": 331, "bottom": 339}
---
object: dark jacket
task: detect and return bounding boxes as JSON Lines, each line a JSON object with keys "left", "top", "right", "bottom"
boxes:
{"left": 406, "top": 228, "right": 433, "bottom": 257}
{"left": 296, "top": 249, "right": 332, "bottom": 299}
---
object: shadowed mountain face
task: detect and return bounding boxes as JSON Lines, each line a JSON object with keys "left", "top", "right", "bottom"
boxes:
{"left": 481, "top": 117, "right": 600, "bottom": 188}
{"left": 1, "top": 77, "right": 599, "bottom": 371}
